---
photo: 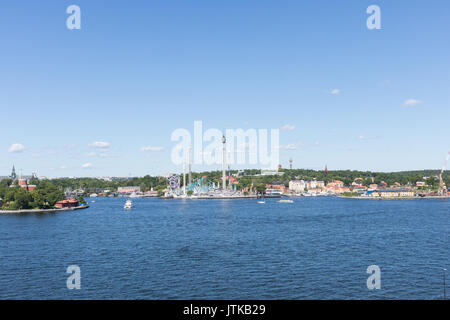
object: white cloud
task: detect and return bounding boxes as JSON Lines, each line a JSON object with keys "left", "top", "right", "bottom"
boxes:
{"left": 8, "top": 143, "right": 26, "bottom": 153}
{"left": 403, "top": 99, "right": 421, "bottom": 107}
{"left": 89, "top": 141, "right": 111, "bottom": 149}
{"left": 330, "top": 89, "right": 340, "bottom": 95}
{"left": 140, "top": 146, "right": 164, "bottom": 152}
{"left": 357, "top": 135, "right": 380, "bottom": 141}
{"left": 81, "top": 163, "right": 93, "bottom": 169}
{"left": 281, "top": 124, "right": 295, "bottom": 131}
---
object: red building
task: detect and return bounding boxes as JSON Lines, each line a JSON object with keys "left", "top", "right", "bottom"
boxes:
{"left": 55, "top": 199, "right": 79, "bottom": 208}
{"left": 18, "top": 177, "right": 36, "bottom": 191}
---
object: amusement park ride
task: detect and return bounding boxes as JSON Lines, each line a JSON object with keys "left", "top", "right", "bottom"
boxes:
{"left": 165, "top": 135, "right": 242, "bottom": 198}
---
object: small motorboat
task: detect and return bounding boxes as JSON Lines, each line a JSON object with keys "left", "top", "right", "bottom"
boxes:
{"left": 124, "top": 199, "right": 133, "bottom": 210}
{"left": 278, "top": 199, "right": 294, "bottom": 203}
{"left": 257, "top": 201, "right": 266, "bottom": 204}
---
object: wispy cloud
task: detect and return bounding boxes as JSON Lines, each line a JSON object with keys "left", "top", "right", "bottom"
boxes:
{"left": 8, "top": 143, "right": 26, "bottom": 153}
{"left": 140, "top": 146, "right": 164, "bottom": 152}
{"left": 358, "top": 135, "right": 381, "bottom": 141}
{"left": 89, "top": 141, "right": 111, "bottom": 149}
{"left": 403, "top": 99, "right": 421, "bottom": 107}
{"left": 280, "top": 124, "right": 295, "bottom": 131}
{"left": 86, "top": 152, "right": 119, "bottom": 158}
{"left": 81, "top": 163, "right": 93, "bottom": 169}
{"left": 330, "top": 89, "right": 340, "bottom": 95}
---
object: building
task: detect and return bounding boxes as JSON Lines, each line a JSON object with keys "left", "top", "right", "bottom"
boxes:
{"left": 352, "top": 185, "right": 368, "bottom": 194}
{"left": 117, "top": 186, "right": 141, "bottom": 194}
{"left": 55, "top": 199, "right": 79, "bottom": 208}
{"left": 327, "top": 180, "right": 344, "bottom": 188}
{"left": 265, "top": 184, "right": 286, "bottom": 195}
{"left": 352, "top": 178, "right": 363, "bottom": 186}
{"left": 369, "top": 189, "right": 415, "bottom": 198}
{"left": 307, "top": 179, "right": 325, "bottom": 189}
{"left": 390, "top": 182, "right": 402, "bottom": 188}
{"left": 265, "top": 188, "right": 283, "bottom": 196}
{"left": 325, "top": 180, "right": 349, "bottom": 194}
{"left": 416, "top": 181, "right": 426, "bottom": 187}
{"left": 289, "top": 180, "right": 306, "bottom": 193}
{"left": 17, "top": 176, "right": 36, "bottom": 191}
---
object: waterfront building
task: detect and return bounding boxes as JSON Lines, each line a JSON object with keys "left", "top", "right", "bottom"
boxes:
{"left": 55, "top": 199, "right": 79, "bottom": 208}
{"left": 117, "top": 186, "right": 141, "bottom": 195}
{"left": 370, "top": 189, "right": 415, "bottom": 198}
{"left": 289, "top": 180, "right": 306, "bottom": 193}
{"left": 265, "top": 184, "right": 287, "bottom": 195}
{"left": 351, "top": 185, "right": 368, "bottom": 194}
{"left": 307, "top": 179, "right": 325, "bottom": 189}
{"left": 266, "top": 188, "right": 283, "bottom": 196}
{"left": 326, "top": 180, "right": 344, "bottom": 188}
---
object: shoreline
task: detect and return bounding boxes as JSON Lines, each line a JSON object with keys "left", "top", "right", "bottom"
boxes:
{"left": 163, "top": 195, "right": 282, "bottom": 200}
{"left": 0, "top": 205, "right": 89, "bottom": 214}
{"left": 338, "top": 196, "right": 449, "bottom": 200}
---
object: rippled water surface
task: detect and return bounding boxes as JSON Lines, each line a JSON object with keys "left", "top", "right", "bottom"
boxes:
{"left": 0, "top": 197, "right": 448, "bottom": 299}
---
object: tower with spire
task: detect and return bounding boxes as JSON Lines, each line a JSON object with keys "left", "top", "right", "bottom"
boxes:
{"left": 10, "top": 165, "right": 17, "bottom": 180}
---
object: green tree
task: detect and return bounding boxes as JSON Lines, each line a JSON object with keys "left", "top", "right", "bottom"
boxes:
{"left": 256, "top": 184, "right": 266, "bottom": 194}
{"left": 32, "top": 181, "right": 64, "bottom": 208}
{"left": 13, "top": 188, "right": 34, "bottom": 209}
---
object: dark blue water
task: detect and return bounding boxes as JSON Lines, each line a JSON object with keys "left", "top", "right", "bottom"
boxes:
{"left": 0, "top": 197, "right": 448, "bottom": 299}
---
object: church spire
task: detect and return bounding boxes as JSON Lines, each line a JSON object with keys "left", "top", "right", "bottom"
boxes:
{"left": 11, "top": 165, "right": 17, "bottom": 180}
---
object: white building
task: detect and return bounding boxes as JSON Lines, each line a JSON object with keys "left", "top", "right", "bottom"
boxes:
{"left": 289, "top": 180, "right": 306, "bottom": 193}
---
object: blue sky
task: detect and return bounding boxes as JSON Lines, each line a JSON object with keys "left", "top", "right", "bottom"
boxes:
{"left": 1, "top": 0, "right": 449, "bottom": 177}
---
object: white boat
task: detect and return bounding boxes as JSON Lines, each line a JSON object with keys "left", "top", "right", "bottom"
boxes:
{"left": 278, "top": 199, "right": 294, "bottom": 203}
{"left": 257, "top": 201, "right": 265, "bottom": 204}
{"left": 90, "top": 193, "right": 98, "bottom": 198}
{"left": 124, "top": 200, "right": 133, "bottom": 210}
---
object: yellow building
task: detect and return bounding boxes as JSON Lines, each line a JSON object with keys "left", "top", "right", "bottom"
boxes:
{"left": 371, "top": 189, "right": 415, "bottom": 198}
